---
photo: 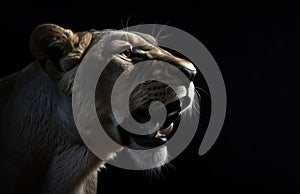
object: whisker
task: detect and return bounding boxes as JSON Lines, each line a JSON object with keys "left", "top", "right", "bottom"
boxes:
{"left": 194, "top": 88, "right": 201, "bottom": 100}
{"left": 120, "top": 18, "right": 125, "bottom": 29}
{"left": 125, "top": 15, "right": 132, "bottom": 31}
{"left": 157, "top": 34, "right": 173, "bottom": 43}
{"left": 195, "top": 86, "right": 209, "bottom": 96}
{"left": 163, "top": 162, "right": 176, "bottom": 171}
{"left": 192, "top": 103, "right": 200, "bottom": 115}
{"left": 134, "top": 22, "right": 144, "bottom": 31}
{"left": 193, "top": 91, "right": 201, "bottom": 113}
{"left": 155, "top": 21, "right": 171, "bottom": 40}
{"left": 151, "top": 22, "right": 157, "bottom": 37}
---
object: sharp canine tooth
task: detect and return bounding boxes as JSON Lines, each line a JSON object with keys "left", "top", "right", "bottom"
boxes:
{"left": 153, "top": 123, "right": 174, "bottom": 138}
{"left": 160, "top": 122, "right": 174, "bottom": 136}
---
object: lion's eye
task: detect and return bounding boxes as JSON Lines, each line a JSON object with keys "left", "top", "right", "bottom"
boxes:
{"left": 119, "top": 47, "right": 146, "bottom": 62}
{"left": 121, "top": 49, "right": 132, "bottom": 59}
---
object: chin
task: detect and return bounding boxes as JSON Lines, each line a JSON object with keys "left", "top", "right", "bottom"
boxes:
{"left": 127, "top": 145, "right": 168, "bottom": 169}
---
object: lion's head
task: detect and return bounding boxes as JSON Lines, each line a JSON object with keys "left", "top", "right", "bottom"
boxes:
{"left": 30, "top": 24, "right": 197, "bottom": 169}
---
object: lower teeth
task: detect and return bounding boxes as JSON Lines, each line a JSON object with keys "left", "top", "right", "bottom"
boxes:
{"left": 155, "top": 131, "right": 166, "bottom": 138}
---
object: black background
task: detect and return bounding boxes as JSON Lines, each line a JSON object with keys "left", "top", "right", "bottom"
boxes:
{"left": 1, "top": 2, "right": 300, "bottom": 193}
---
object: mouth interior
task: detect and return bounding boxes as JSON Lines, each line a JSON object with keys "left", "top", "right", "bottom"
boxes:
{"left": 129, "top": 100, "right": 181, "bottom": 148}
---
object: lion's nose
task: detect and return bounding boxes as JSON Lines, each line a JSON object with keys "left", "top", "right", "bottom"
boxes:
{"left": 180, "top": 66, "right": 197, "bottom": 81}
{"left": 149, "top": 48, "right": 197, "bottom": 81}
{"left": 175, "top": 59, "right": 197, "bottom": 81}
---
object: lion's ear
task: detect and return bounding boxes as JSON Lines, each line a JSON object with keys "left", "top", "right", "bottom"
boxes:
{"left": 30, "top": 24, "right": 92, "bottom": 72}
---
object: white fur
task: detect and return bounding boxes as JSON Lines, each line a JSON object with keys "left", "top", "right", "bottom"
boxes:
{"left": 128, "top": 146, "right": 168, "bottom": 169}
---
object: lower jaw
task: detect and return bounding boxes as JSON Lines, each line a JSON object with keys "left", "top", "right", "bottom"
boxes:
{"left": 131, "top": 135, "right": 167, "bottom": 149}
{"left": 127, "top": 145, "right": 168, "bottom": 169}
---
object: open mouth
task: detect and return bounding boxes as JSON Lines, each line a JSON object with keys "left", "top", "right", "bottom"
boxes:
{"left": 120, "top": 100, "right": 182, "bottom": 148}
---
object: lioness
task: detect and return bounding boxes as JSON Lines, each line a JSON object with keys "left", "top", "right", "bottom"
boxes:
{"left": 0, "top": 24, "right": 196, "bottom": 194}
